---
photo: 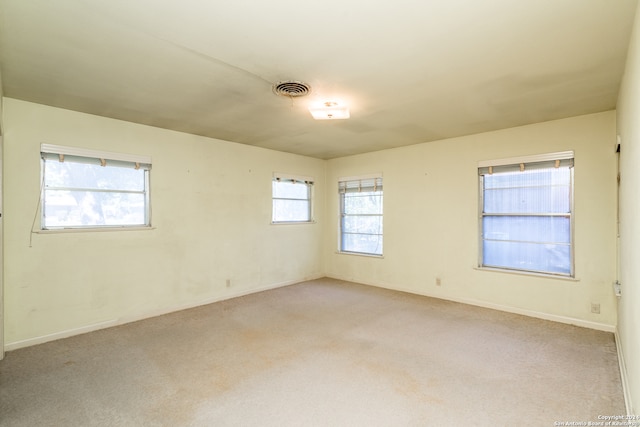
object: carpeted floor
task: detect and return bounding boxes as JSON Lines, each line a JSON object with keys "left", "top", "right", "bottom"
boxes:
{"left": 0, "top": 278, "right": 625, "bottom": 426}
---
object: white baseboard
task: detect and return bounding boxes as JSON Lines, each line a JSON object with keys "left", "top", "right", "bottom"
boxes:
{"left": 117, "top": 274, "right": 324, "bottom": 328}
{"left": 4, "top": 274, "right": 323, "bottom": 352}
{"left": 5, "top": 319, "right": 118, "bottom": 352}
{"left": 615, "top": 328, "right": 634, "bottom": 416}
{"left": 327, "top": 275, "right": 616, "bottom": 332}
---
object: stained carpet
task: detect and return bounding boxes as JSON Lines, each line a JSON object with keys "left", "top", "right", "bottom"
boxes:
{"left": 0, "top": 278, "right": 625, "bottom": 426}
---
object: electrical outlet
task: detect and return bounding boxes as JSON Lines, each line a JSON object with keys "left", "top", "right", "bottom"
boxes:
{"left": 435, "top": 277, "right": 441, "bottom": 286}
{"left": 591, "top": 303, "right": 600, "bottom": 314}
{"left": 226, "top": 279, "right": 231, "bottom": 288}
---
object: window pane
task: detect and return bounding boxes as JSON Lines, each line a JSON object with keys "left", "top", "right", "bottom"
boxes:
{"left": 483, "top": 240, "right": 571, "bottom": 275}
{"left": 342, "top": 215, "right": 383, "bottom": 234}
{"left": 272, "top": 199, "right": 310, "bottom": 222}
{"left": 272, "top": 181, "right": 309, "bottom": 199}
{"left": 340, "top": 178, "right": 383, "bottom": 256}
{"left": 484, "top": 168, "right": 570, "bottom": 189}
{"left": 342, "top": 233, "right": 383, "bottom": 255}
{"left": 480, "top": 160, "right": 573, "bottom": 276}
{"left": 343, "top": 192, "right": 383, "bottom": 215}
{"left": 484, "top": 168, "right": 570, "bottom": 214}
{"left": 272, "top": 180, "right": 312, "bottom": 222}
{"left": 484, "top": 186, "right": 570, "bottom": 214}
{"left": 483, "top": 216, "right": 570, "bottom": 244}
{"left": 43, "top": 190, "right": 146, "bottom": 227}
{"left": 45, "top": 161, "right": 145, "bottom": 191}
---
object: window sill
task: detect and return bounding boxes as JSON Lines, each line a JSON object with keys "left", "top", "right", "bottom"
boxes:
{"left": 271, "top": 221, "right": 316, "bottom": 225}
{"left": 475, "top": 266, "right": 579, "bottom": 282}
{"left": 37, "top": 226, "right": 155, "bottom": 234}
{"left": 336, "top": 251, "right": 384, "bottom": 259}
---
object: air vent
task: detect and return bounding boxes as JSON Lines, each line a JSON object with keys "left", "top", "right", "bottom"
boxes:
{"left": 272, "top": 80, "right": 311, "bottom": 97}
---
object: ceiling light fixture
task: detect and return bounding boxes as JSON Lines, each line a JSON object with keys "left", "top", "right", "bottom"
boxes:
{"left": 309, "top": 101, "right": 350, "bottom": 120}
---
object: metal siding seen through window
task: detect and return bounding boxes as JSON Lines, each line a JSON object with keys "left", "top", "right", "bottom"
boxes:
{"left": 339, "top": 175, "right": 383, "bottom": 256}
{"left": 41, "top": 145, "right": 151, "bottom": 230}
{"left": 272, "top": 174, "right": 313, "bottom": 223}
{"left": 479, "top": 155, "right": 574, "bottom": 276}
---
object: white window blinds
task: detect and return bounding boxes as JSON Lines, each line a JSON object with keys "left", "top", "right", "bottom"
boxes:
{"left": 338, "top": 176, "right": 383, "bottom": 193}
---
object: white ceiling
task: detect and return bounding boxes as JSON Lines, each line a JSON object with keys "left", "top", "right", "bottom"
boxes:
{"left": 0, "top": 0, "right": 637, "bottom": 159}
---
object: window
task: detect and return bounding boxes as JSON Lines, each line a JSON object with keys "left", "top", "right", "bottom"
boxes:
{"left": 272, "top": 174, "right": 313, "bottom": 223}
{"left": 478, "top": 152, "right": 574, "bottom": 276}
{"left": 339, "top": 175, "right": 383, "bottom": 256}
{"left": 41, "top": 144, "right": 151, "bottom": 230}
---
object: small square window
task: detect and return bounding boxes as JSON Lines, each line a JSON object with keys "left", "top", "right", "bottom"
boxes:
{"left": 272, "top": 175, "right": 313, "bottom": 223}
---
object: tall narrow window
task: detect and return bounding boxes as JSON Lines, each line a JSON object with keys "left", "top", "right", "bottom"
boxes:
{"left": 339, "top": 175, "right": 383, "bottom": 256}
{"left": 272, "top": 174, "right": 313, "bottom": 223}
{"left": 41, "top": 144, "right": 151, "bottom": 230}
{"left": 478, "top": 152, "right": 574, "bottom": 276}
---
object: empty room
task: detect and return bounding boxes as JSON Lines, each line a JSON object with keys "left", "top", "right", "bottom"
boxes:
{"left": 1, "top": 1, "right": 639, "bottom": 425}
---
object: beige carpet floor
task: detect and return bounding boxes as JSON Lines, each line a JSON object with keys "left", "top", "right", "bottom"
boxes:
{"left": 0, "top": 278, "right": 625, "bottom": 426}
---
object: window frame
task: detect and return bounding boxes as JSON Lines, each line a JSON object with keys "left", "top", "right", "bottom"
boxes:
{"left": 478, "top": 151, "right": 575, "bottom": 277}
{"left": 338, "top": 174, "right": 383, "bottom": 257}
{"left": 271, "top": 173, "right": 314, "bottom": 224}
{"left": 40, "top": 144, "right": 152, "bottom": 231}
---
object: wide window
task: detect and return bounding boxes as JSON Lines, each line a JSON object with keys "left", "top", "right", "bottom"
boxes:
{"left": 478, "top": 152, "right": 574, "bottom": 276}
{"left": 272, "top": 174, "right": 313, "bottom": 223}
{"left": 41, "top": 144, "right": 151, "bottom": 230}
{"left": 339, "top": 175, "right": 383, "bottom": 256}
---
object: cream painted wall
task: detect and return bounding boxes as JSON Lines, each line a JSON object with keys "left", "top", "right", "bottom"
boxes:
{"left": 0, "top": 70, "right": 4, "bottom": 134}
{"left": 325, "top": 112, "right": 618, "bottom": 329}
{"left": 617, "top": 2, "right": 640, "bottom": 415}
{"left": 0, "top": 69, "right": 4, "bottom": 360}
{"left": 2, "top": 98, "right": 325, "bottom": 347}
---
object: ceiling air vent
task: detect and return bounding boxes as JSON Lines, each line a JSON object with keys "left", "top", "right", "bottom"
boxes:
{"left": 272, "top": 80, "right": 311, "bottom": 97}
